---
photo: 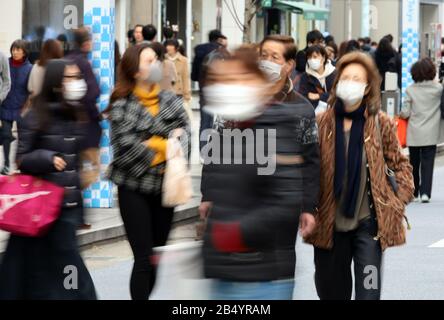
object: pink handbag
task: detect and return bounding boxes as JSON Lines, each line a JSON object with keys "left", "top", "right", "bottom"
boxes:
{"left": 0, "top": 175, "right": 64, "bottom": 237}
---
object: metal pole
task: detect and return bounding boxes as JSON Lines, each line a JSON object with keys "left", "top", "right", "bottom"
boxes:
{"left": 217, "top": 0, "right": 222, "bottom": 30}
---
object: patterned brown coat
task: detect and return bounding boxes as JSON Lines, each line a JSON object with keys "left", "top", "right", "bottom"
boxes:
{"left": 305, "top": 107, "right": 415, "bottom": 251}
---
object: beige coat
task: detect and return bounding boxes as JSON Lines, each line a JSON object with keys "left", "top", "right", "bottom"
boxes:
{"left": 160, "top": 60, "right": 178, "bottom": 92}
{"left": 166, "top": 53, "right": 191, "bottom": 102}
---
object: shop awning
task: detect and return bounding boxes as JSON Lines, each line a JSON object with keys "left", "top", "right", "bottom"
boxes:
{"left": 274, "top": 1, "right": 330, "bottom": 21}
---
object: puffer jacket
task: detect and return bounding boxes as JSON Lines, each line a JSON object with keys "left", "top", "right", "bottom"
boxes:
{"left": 305, "top": 107, "right": 414, "bottom": 251}
{"left": 201, "top": 91, "right": 320, "bottom": 282}
{"left": 16, "top": 104, "right": 87, "bottom": 210}
{"left": 1, "top": 58, "right": 32, "bottom": 121}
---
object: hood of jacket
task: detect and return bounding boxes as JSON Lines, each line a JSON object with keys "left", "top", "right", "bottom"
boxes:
{"left": 306, "top": 60, "right": 336, "bottom": 81}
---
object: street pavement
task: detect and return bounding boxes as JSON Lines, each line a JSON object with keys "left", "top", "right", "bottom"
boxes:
{"left": 85, "top": 159, "right": 444, "bottom": 300}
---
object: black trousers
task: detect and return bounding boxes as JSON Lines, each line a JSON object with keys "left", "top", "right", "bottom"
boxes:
{"left": 314, "top": 217, "right": 383, "bottom": 300}
{"left": 409, "top": 145, "right": 437, "bottom": 198}
{"left": 0, "top": 208, "right": 97, "bottom": 300}
{"left": 118, "top": 187, "right": 174, "bottom": 300}
{"left": 1, "top": 120, "right": 14, "bottom": 168}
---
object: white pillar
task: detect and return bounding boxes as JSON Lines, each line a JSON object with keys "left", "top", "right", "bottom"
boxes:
{"left": 0, "top": 1, "right": 22, "bottom": 54}
{"left": 361, "top": 0, "right": 370, "bottom": 37}
{"left": 221, "top": 0, "right": 244, "bottom": 49}
{"left": 347, "top": 0, "right": 352, "bottom": 40}
{"left": 116, "top": 0, "right": 128, "bottom": 52}
{"left": 83, "top": 0, "right": 116, "bottom": 208}
{"left": 186, "top": 0, "right": 193, "bottom": 60}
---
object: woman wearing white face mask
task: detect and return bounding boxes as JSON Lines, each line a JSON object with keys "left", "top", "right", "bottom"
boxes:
{"left": 0, "top": 59, "right": 97, "bottom": 299}
{"left": 305, "top": 52, "right": 414, "bottom": 300}
{"left": 105, "top": 44, "right": 190, "bottom": 300}
{"left": 200, "top": 46, "right": 320, "bottom": 300}
{"left": 298, "top": 45, "right": 336, "bottom": 111}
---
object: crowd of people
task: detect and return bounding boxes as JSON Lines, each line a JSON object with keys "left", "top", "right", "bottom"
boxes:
{"left": 0, "top": 22, "right": 442, "bottom": 301}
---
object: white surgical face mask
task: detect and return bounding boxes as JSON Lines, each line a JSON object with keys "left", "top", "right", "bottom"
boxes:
{"left": 336, "top": 80, "right": 367, "bottom": 107}
{"left": 140, "top": 60, "right": 163, "bottom": 83}
{"left": 203, "top": 84, "right": 268, "bottom": 121}
{"left": 64, "top": 79, "right": 87, "bottom": 101}
{"left": 259, "top": 60, "right": 282, "bottom": 83}
{"left": 308, "top": 58, "right": 322, "bottom": 71}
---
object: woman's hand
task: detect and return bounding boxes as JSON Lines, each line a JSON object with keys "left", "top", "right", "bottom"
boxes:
{"left": 53, "top": 156, "right": 67, "bottom": 171}
{"left": 299, "top": 212, "right": 316, "bottom": 238}
{"left": 199, "top": 201, "right": 213, "bottom": 220}
{"left": 308, "top": 92, "right": 321, "bottom": 100}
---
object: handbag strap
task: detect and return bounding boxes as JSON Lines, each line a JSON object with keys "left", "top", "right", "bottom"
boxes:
{"left": 374, "top": 113, "right": 393, "bottom": 174}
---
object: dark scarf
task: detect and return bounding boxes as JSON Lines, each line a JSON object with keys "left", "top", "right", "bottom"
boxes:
{"left": 334, "top": 100, "right": 366, "bottom": 218}
{"left": 12, "top": 58, "right": 25, "bottom": 67}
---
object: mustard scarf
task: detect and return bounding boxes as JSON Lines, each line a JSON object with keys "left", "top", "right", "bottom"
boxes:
{"left": 134, "top": 84, "right": 161, "bottom": 117}
{"left": 133, "top": 84, "right": 166, "bottom": 167}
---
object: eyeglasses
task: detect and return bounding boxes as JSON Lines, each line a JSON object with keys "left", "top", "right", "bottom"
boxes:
{"left": 64, "top": 74, "right": 83, "bottom": 80}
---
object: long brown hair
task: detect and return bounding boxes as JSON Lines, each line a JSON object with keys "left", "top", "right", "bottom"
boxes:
{"left": 328, "top": 51, "right": 382, "bottom": 115}
{"left": 107, "top": 43, "right": 153, "bottom": 109}
{"left": 38, "top": 39, "right": 64, "bottom": 67}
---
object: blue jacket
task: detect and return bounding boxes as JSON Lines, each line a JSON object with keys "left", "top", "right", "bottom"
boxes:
{"left": 191, "top": 42, "right": 221, "bottom": 83}
{"left": 1, "top": 58, "right": 32, "bottom": 121}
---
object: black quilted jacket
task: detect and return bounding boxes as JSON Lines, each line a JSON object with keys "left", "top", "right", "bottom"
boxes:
{"left": 201, "top": 91, "right": 320, "bottom": 282}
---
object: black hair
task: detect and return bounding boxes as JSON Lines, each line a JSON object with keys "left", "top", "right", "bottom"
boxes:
{"left": 324, "top": 35, "right": 335, "bottom": 47}
{"left": 10, "top": 39, "right": 29, "bottom": 59}
{"left": 376, "top": 37, "right": 394, "bottom": 55}
{"left": 411, "top": 57, "right": 436, "bottom": 83}
{"left": 142, "top": 24, "right": 157, "bottom": 42}
{"left": 306, "top": 30, "right": 324, "bottom": 45}
{"left": 127, "top": 29, "right": 135, "bottom": 44}
{"left": 306, "top": 45, "right": 328, "bottom": 67}
{"left": 72, "top": 27, "right": 91, "bottom": 49}
{"left": 164, "top": 39, "right": 180, "bottom": 50}
{"left": 34, "top": 59, "right": 84, "bottom": 129}
{"left": 163, "top": 27, "right": 174, "bottom": 40}
{"left": 209, "top": 29, "right": 224, "bottom": 43}
{"left": 383, "top": 34, "right": 394, "bottom": 43}
{"left": 149, "top": 42, "right": 166, "bottom": 62}
{"left": 346, "top": 40, "right": 361, "bottom": 53}
{"left": 57, "top": 34, "right": 68, "bottom": 43}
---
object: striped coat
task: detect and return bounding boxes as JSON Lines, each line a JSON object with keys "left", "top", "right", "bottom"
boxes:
{"left": 107, "top": 90, "right": 190, "bottom": 195}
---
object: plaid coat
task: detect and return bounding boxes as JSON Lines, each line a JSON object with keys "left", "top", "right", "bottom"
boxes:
{"left": 107, "top": 90, "right": 190, "bottom": 195}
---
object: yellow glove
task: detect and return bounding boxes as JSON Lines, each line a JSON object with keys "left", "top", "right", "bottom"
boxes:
{"left": 145, "top": 136, "right": 167, "bottom": 167}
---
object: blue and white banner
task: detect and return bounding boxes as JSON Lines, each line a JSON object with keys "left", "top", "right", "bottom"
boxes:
{"left": 401, "top": 0, "right": 420, "bottom": 101}
{"left": 83, "top": 0, "right": 115, "bottom": 208}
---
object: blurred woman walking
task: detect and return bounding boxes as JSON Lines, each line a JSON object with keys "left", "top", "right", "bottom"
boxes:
{"left": 0, "top": 59, "right": 96, "bottom": 299}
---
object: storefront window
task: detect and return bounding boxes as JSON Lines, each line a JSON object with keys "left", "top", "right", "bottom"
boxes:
{"left": 22, "top": 0, "right": 84, "bottom": 63}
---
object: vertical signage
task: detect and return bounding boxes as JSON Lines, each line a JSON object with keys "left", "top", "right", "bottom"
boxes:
{"left": 401, "top": 0, "right": 420, "bottom": 101}
{"left": 83, "top": 0, "right": 115, "bottom": 208}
